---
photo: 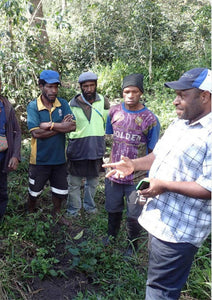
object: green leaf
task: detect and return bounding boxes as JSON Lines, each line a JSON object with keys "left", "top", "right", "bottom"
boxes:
{"left": 68, "top": 247, "right": 80, "bottom": 255}
{"left": 49, "top": 269, "right": 58, "bottom": 277}
{"left": 74, "top": 230, "right": 84, "bottom": 240}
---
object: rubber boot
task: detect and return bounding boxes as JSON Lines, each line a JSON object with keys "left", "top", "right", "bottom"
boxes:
{"left": 52, "top": 195, "right": 63, "bottom": 215}
{"left": 27, "top": 195, "right": 37, "bottom": 213}
{"left": 125, "top": 217, "right": 142, "bottom": 256}
{"left": 103, "top": 212, "right": 122, "bottom": 246}
{"left": 52, "top": 195, "right": 71, "bottom": 226}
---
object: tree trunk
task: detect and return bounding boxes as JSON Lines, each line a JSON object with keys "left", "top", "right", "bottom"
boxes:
{"left": 148, "top": 13, "right": 153, "bottom": 84}
{"left": 148, "top": 25, "right": 153, "bottom": 83}
{"left": 29, "top": 0, "right": 53, "bottom": 63}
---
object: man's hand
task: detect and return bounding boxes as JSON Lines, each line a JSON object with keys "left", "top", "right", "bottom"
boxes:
{"left": 139, "top": 178, "right": 211, "bottom": 200}
{"left": 8, "top": 157, "right": 19, "bottom": 171}
{"left": 139, "top": 178, "right": 166, "bottom": 198}
{"left": 62, "top": 114, "right": 74, "bottom": 123}
{"left": 102, "top": 155, "right": 134, "bottom": 179}
{"left": 39, "top": 115, "right": 76, "bottom": 133}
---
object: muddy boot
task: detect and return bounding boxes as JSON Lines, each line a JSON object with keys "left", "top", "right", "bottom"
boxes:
{"left": 103, "top": 212, "right": 122, "bottom": 246}
{"left": 52, "top": 196, "right": 71, "bottom": 226}
{"left": 52, "top": 195, "right": 64, "bottom": 215}
{"left": 27, "top": 195, "right": 37, "bottom": 213}
{"left": 125, "top": 217, "right": 142, "bottom": 256}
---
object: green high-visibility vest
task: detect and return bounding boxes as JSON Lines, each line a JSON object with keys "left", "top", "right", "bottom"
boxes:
{"left": 68, "top": 94, "right": 107, "bottom": 139}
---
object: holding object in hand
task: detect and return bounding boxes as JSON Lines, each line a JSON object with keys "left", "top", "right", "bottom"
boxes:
{"left": 135, "top": 178, "right": 150, "bottom": 204}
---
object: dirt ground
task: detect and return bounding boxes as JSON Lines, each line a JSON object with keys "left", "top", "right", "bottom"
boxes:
{"left": 27, "top": 221, "right": 97, "bottom": 300}
{"left": 29, "top": 272, "right": 91, "bottom": 300}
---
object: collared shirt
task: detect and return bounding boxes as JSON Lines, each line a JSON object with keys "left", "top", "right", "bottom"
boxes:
{"left": 139, "top": 113, "right": 212, "bottom": 247}
{"left": 27, "top": 96, "right": 72, "bottom": 165}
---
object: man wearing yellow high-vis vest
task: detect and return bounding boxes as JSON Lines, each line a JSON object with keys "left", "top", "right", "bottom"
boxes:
{"left": 66, "top": 71, "right": 109, "bottom": 217}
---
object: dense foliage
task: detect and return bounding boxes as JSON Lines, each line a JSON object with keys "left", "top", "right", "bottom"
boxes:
{"left": 0, "top": 0, "right": 211, "bottom": 299}
{"left": 0, "top": 0, "right": 211, "bottom": 106}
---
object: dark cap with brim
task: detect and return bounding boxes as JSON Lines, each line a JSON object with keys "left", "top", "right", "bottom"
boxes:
{"left": 165, "top": 68, "right": 212, "bottom": 93}
{"left": 122, "top": 73, "right": 144, "bottom": 93}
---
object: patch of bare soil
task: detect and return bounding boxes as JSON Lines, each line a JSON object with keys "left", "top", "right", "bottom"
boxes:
{"left": 29, "top": 271, "right": 91, "bottom": 300}
{"left": 27, "top": 220, "right": 96, "bottom": 300}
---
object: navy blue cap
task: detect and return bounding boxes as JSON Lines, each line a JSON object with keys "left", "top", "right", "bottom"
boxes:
{"left": 78, "top": 71, "right": 98, "bottom": 83}
{"left": 39, "top": 70, "right": 61, "bottom": 84}
{"left": 165, "top": 68, "right": 212, "bottom": 93}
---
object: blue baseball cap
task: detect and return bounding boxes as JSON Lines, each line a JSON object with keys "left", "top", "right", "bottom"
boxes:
{"left": 78, "top": 71, "right": 98, "bottom": 83}
{"left": 39, "top": 70, "right": 61, "bottom": 84}
{"left": 165, "top": 68, "right": 212, "bottom": 93}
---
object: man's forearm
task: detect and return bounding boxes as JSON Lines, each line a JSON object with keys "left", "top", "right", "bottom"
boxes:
{"left": 31, "top": 128, "right": 57, "bottom": 139}
{"left": 164, "top": 181, "right": 211, "bottom": 200}
{"left": 39, "top": 120, "right": 76, "bottom": 134}
{"left": 52, "top": 121, "right": 76, "bottom": 133}
{"left": 132, "top": 152, "right": 155, "bottom": 172}
{"left": 141, "top": 178, "right": 211, "bottom": 200}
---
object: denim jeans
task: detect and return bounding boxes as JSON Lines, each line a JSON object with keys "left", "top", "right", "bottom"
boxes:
{"left": 0, "top": 158, "right": 8, "bottom": 219}
{"left": 67, "top": 174, "right": 99, "bottom": 215}
{"left": 145, "top": 235, "right": 198, "bottom": 300}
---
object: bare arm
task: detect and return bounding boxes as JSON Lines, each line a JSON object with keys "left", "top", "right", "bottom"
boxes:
{"left": 103, "top": 152, "right": 155, "bottom": 179}
{"left": 39, "top": 114, "right": 76, "bottom": 134}
{"left": 49, "top": 120, "right": 76, "bottom": 133}
{"left": 141, "top": 178, "right": 211, "bottom": 200}
{"left": 132, "top": 152, "right": 155, "bottom": 172}
{"left": 31, "top": 128, "right": 57, "bottom": 139}
{"left": 32, "top": 121, "right": 76, "bottom": 138}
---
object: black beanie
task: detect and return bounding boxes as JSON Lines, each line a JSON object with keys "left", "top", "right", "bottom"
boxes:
{"left": 122, "top": 73, "right": 144, "bottom": 93}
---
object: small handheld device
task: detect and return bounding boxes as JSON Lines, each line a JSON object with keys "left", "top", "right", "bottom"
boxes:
{"left": 136, "top": 178, "right": 150, "bottom": 190}
{"left": 135, "top": 178, "right": 150, "bottom": 205}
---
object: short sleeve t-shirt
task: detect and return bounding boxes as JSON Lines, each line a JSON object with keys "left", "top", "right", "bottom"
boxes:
{"left": 106, "top": 102, "right": 160, "bottom": 184}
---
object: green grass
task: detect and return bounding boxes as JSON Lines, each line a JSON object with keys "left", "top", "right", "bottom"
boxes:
{"left": 1, "top": 164, "right": 210, "bottom": 299}
{"left": 0, "top": 89, "right": 211, "bottom": 299}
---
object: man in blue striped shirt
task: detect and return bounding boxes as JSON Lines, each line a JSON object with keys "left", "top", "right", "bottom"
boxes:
{"left": 103, "top": 68, "right": 212, "bottom": 300}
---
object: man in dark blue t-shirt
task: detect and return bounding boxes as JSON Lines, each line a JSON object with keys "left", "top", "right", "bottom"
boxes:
{"left": 27, "top": 70, "right": 76, "bottom": 219}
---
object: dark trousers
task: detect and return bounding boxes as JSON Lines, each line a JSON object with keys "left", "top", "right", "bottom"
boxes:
{"left": 105, "top": 178, "right": 142, "bottom": 219}
{"left": 0, "top": 159, "right": 8, "bottom": 219}
{"left": 145, "top": 235, "right": 198, "bottom": 300}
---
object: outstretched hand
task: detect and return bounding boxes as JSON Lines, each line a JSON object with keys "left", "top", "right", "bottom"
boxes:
{"left": 102, "top": 155, "right": 134, "bottom": 179}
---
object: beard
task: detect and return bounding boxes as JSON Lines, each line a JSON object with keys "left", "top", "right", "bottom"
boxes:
{"left": 43, "top": 91, "right": 57, "bottom": 103}
{"left": 82, "top": 89, "right": 96, "bottom": 101}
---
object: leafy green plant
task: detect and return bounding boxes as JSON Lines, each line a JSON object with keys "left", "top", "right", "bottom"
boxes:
{"left": 30, "top": 247, "right": 60, "bottom": 279}
{"left": 67, "top": 237, "right": 146, "bottom": 299}
{"left": 182, "top": 237, "right": 211, "bottom": 300}
{"left": 0, "top": 210, "right": 64, "bottom": 297}
{"left": 94, "top": 59, "right": 147, "bottom": 100}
